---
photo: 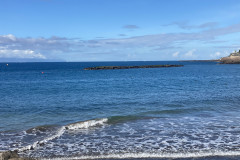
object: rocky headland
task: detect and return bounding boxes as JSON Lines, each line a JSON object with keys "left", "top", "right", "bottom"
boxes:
{"left": 220, "top": 50, "right": 240, "bottom": 64}
{"left": 84, "top": 64, "right": 183, "bottom": 70}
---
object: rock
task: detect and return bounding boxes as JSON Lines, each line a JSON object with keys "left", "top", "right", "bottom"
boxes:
{"left": 220, "top": 56, "right": 240, "bottom": 64}
{"left": 220, "top": 50, "right": 240, "bottom": 64}
{"left": 0, "top": 151, "right": 19, "bottom": 160}
{"left": 0, "top": 151, "right": 36, "bottom": 160}
{"left": 9, "top": 158, "right": 35, "bottom": 160}
{"left": 84, "top": 64, "right": 183, "bottom": 70}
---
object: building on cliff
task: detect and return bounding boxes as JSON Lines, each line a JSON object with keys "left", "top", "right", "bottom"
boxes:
{"left": 229, "top": 50, "right": 240, "bottom": 56}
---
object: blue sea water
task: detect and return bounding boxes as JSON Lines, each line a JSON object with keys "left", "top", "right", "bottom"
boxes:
{"left": 1, "top": 61, "right": 240, "bottom": 159}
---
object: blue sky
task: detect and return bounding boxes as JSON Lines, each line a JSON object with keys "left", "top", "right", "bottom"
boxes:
{"left": 0, "top": 0, "right": 240, "bottom": 61}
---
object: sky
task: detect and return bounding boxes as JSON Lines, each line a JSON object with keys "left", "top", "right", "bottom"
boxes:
{"left": 0, "top": 0, "right": 240, "bottom": 62}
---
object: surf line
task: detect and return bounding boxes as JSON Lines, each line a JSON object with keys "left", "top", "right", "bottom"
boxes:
{"left": 18, "top": 118, "right": 108, "bottom": 152}
{"left": 42, "top": 151, "right": 240, "bottom": 160}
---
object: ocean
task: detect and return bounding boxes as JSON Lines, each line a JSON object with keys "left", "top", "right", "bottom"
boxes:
{"left": 0, "top": 61, "right": 240, "bottom": 160}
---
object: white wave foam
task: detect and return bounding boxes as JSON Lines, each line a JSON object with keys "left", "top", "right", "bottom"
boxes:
{"left": 66, "top": 118, "right": 108, "bottom": 130}
{"left": 18, "top": 118, "right": 108, "bottom": 152}
{"left": 18, "top": 126, "right": 65, "bottom": 152}
{"left": 42, "top": 151, "right": 240, "bottom": 160}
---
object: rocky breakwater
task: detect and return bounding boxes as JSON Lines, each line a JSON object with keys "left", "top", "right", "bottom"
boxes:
{"left": 220, "top": 50, "right": 240, "bottom": 64}
{"left": 84, "top": 64, "right": 183, "bottom": 70}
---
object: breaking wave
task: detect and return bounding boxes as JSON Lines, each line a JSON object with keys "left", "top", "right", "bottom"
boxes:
{"left": 66, "top": 118, "right": 108, "bottom": 130}
{"left": 18, "top": 118, "right": 108, "bottom": 152}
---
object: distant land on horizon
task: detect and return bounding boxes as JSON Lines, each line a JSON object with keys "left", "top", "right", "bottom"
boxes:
{"left": 1, "top": 51, "right": 240, "bottom": 63}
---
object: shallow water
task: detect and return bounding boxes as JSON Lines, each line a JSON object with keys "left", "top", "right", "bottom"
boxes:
{"left": 1, "top": 61, "right": 240, "bottom": 159}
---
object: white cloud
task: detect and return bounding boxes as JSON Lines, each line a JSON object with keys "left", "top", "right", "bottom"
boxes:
{"left": 2, "top": 34, "right": 16, "bottom": 41}
{"left": 1, "top": 23, "right": 240, "bottom": 52}
{"left": 185, "top": 49, "right": 196, "bottom": 57}
{"left": 210, "top": 52, "right": 221, "bottom": 58}
{"left": 172, "top": 51, "right": 180, "bottom": 57}
{"left": 215, "top": 52, "right": 221, "bottom": 56}
{"left": 0, "top": 49, "right": 46, "bottom": 59}
{"left": 0, "top": 22, "right": 240, "bottom": 61}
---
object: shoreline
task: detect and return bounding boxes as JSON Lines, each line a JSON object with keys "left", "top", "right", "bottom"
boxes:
{"left": 2, "top": 149, "right": 240, "bottom": 160}
{"left": 13, "top": 153, "right": 240, "bottom": 160}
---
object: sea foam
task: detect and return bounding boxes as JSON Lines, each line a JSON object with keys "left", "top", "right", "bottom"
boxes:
{"left": 41, "top": 151, "right": 240, "bottom": 160}
{"left": 66, "top": 118, "right": 108, "bottom": 130}
{"left": 18, "top": 118, "right": 108, "bottom": 152}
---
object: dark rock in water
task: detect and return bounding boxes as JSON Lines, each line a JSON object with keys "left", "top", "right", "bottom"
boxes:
{"left": 0, "top": 150, "right": 19, "bottom": 160}
{"left": 84, "top": 64, "right": 183, "bottom": 70}
{"left": 36, "top": 141, "right": 45, "bottom": 146}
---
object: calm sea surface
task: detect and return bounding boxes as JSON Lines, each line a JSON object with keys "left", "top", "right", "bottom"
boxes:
{"left": 1, "top": 61, "right": 240, "bottom": 159}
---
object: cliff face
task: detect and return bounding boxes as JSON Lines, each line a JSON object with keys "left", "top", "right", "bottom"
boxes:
{"left": 220, "top": 51, "right": 240, "bottom": 64}
{"left": 220, "top": 56, "right": 240, "bottom": 64}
